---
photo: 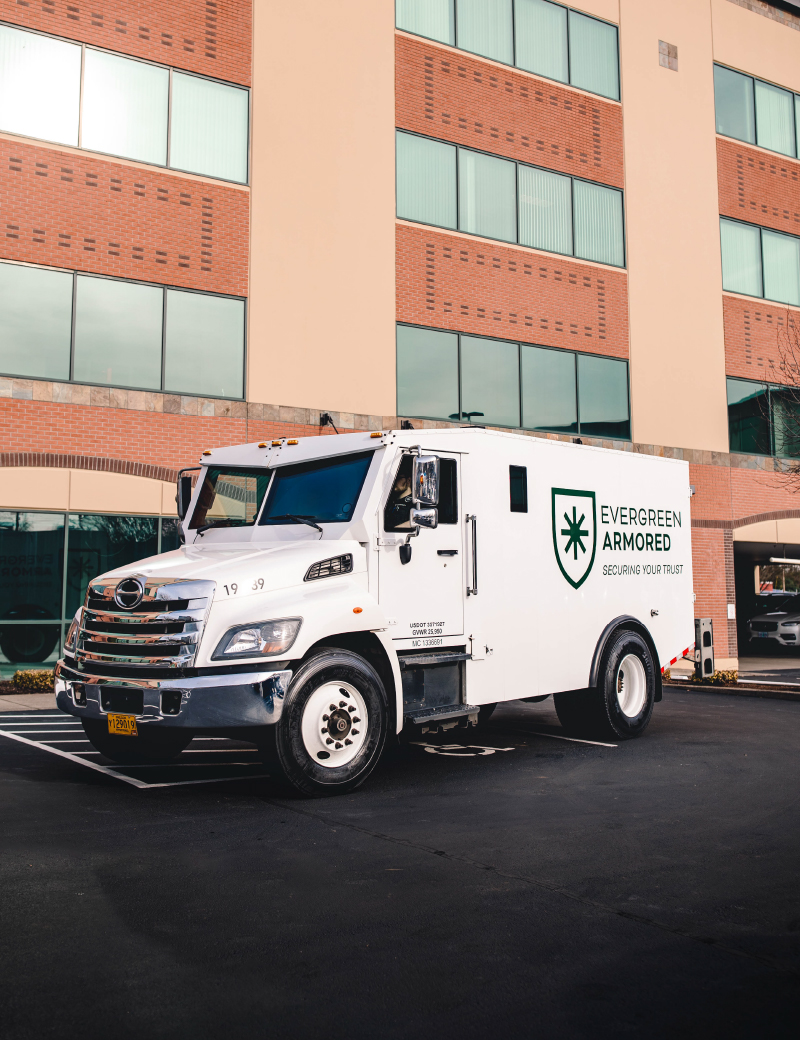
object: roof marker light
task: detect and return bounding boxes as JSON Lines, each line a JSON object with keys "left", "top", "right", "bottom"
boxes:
{"left": 271, "top": 440, "right": 282, "bottom": 446}
{"left": 287, "top": 439, "right": 298, "bottom": 445}
{"left": 202, "top": 450, "right": 212, "bottom": 456}
{"left": 370, "top": 431, "right": 384, "bottom": 438}
{"left": 257, "top": 442, "right": 267, "bottom": 448}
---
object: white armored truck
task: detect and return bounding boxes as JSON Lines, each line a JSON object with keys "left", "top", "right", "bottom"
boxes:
{"left": 55, "top": 428, "right": 695, "bottom": 796}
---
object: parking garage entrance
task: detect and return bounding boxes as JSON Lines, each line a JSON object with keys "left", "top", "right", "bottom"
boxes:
{"left": 734, "top": 537, "right": 800, "bottom": 684}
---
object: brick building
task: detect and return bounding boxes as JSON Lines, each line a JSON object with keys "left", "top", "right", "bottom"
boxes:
{"left": 1, "top": 0, "right": 800, "bottom": 671}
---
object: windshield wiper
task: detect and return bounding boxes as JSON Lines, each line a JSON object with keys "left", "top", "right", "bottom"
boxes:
{"left": 269, "top": 514, "right": 324, "bottom": 534}
{"left": 195, "top": 519, "right": 245, "bottom": 537}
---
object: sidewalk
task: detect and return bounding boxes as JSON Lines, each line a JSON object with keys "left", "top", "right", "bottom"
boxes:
{"left": 0, "top": 693, "right": 58, "bottom": 712}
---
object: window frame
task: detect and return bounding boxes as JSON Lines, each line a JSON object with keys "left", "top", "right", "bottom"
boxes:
{"left": 714, "top": 62, "right": 800, "bottom": 161}
{"left": 720, "top": 216, "right": 800, "bottom": 306}
{"left": 0, "top": 20, "right": 251, "bottom": 184}
{"left": 396, "top": 129, "right": 626, "bottom": 268}
{"left": 726, "top": 375, "right": 800, "bottom": 460}
{"left": 0, "top": 259, "right": 247, "bottom": 400}
{"left": 396, "top": 321, "right": 631, "bottom": 440}
{"left": 395, "top": 0, "right": 620, "bottom": 102}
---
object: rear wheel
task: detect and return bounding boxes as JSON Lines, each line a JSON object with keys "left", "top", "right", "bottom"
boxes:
{"left": 260, "top": 648, "right": 388, "bottom": 797}
{"left": 554, "top": 630, "right": 656, "bottom": 741}
{"left": 82, "top": 719, "right": 191, "bottom": 764}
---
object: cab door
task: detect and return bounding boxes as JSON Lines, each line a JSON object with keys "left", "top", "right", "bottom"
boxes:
{"left": 377, "top": 451, "right": 464, "bottom": 646}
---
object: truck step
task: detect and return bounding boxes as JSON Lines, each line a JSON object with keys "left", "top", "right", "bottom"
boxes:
{"left": 403, "top": 703, "right": 480, "bottom": 727}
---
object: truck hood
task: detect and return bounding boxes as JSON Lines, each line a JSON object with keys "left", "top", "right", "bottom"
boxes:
{"left": 95, "top": 540, "right": 366, "bottom": 597}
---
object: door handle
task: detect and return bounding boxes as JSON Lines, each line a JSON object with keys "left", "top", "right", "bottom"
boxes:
{"left": 437, "top": 550, "right": 458, "bottom": 556}
{"left": 466, "top": 514, "right": 478, "bottom": 596}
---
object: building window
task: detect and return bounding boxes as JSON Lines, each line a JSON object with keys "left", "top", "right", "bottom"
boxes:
{"left": 397, "top": 130, "right": 625, "bottom": 266}
{"left": 714, "top": 63, "right": 800, "bottom": 160}
{"left": 720, "top": 218, "right": 800, "bottom": 306}
{"left": 397, "top": 323, "right": 631, "bottom": 440}
{"left": 0, "top": 24, "right": 249, "bottom": 183}
{"left": 0, "top": 262, "right": 246, "bottom": 399}
{"left": 396, "top": 0, "right": 620, "bottom": 102}
{"left": 727, "top": 377, "right": 800, "bottom": 458}
{"left": 0, "top": 511, "right": 178, "bottom": 674}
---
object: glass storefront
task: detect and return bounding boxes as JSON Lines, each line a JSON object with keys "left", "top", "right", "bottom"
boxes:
{"left": 0, "top": 512, "right": 180, "bottom": 677}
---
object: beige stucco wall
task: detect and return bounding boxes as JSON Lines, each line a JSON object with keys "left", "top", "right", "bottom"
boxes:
{"left": 620, "top": 0, "right": 729, "bottom": 453}
{"left": 0, "top": 469, "right": 175, "bottom": 516}
{"left": 711, "top": 0, "right": 800, "bottom": 92}
{"left": 247, "top": 0, "right": 396, "bottom": 417}
{"left": 734, "top": 518, "right": 800, "bottom": 544}
{"left": 573, "top": 0, "right": 619, "bottom": 23}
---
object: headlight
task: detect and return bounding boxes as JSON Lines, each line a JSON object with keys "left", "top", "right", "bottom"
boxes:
{"left": 212, "top": 617, "right": 302, "bottom": 660}
{"left": 780, "top": 621, "right": 798, "bottom": 628}
{"left": 64, "top": 608, "right": 82, "bottom": 654}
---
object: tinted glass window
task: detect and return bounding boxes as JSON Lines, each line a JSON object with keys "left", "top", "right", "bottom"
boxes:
{"left": 754, "top": 79, "right": 796, "bottom": 158}
{"left": 460, "top": 335, "right": 520, "bottom": 427}
{"left": 509, "top": 465, "right": 528, "bottom": 512}
{"left": 727, "top": 378, "right": 770, "bottom": 455}
{"left": 720, "top": 219, "right": 762, "bottom": 298}
{"left": 0, "top": 511, "right": 64, "bottom": 621}
{"left": 521, "top": 344, "right": 577, "bottom": 433}
{"left": 396, "top": 0, "right": 455, "bottom": 44}
{"left": 66, "top": 515, "right": 158, "bottom": 616}
{"left": 261, "top": 452, "right": 374, "bottom": 526}
{"left": 73, "top": 276, "right": 163, "bottom": 389}
{"left": 713, "top": 65, "right": 755, "bottom": 144}
{"left": 159, "top": 518, "right": 182, "bottom": 553}
{"left": 770, "top": 387, "right": 800, "bottom": 459}
{"left": 762, "top": 230, "right": 800, "bottom": 307}
{"left": 515, "top": 0, "right": 568, "bottom": 83}
{"left": 568, "top": 10, "right": 619, "bottom": 101}
{"left": 0, "top": 263, "right": 73, "bottom": 380}
{"left": 396, "top": 131, "right": 457, "bottom": 230}
{"left": 439, "top": 459, "right": 458, "bottom": 524}
{"left": 577, "top": 354, "right": 629, "bottom": 438}
{"left": 0, "top": 25, "right": 81, "bottom": 145}
{"left": 458, "top": 149, "right": 517, "bottom": 243}
{"left": 190, "top": 468, "right": 271, "bottom": 531}
{"left": 384, "top": 454, "right": 414, "bottom": 531}
{"left": 163, "top": 289, "right": 245, "bottom": 399}
{"left": 457, "top": 0, "right": 514, "bottom": 65}
{"left": 754, "top": 595, "right": 799, "bottom": 614}
{"left": 170, "top": 72, "right": 249, "bottom": 183}
{"left": 573, "top": 180, "right": 624, "bottom": 267}
{"left": 518, "top": 165, "right": 572, "bottom": 256}
{"left": 396, "top": 324, "right": 459, "bottom": 421}
{"left": 81, "top": 49, "right": 169, "bottom": 165}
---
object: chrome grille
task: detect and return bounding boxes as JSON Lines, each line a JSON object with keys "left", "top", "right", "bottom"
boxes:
{"left": 75, "top": 578, "right": 215, "bottom": 670}
{"left": 750, "top": 621, "right": 778, "bottom": 633}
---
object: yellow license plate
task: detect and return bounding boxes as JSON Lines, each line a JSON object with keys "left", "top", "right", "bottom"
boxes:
{"left": 107, "top": 713, "right": 138, "bottom": 737}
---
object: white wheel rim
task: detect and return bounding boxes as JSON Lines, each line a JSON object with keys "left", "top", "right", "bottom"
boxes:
{"left": 616, "top": 653, "right": 647, "bottom": 718}
{"left": 300, "top": 681, "right": 368, "bottom": 769}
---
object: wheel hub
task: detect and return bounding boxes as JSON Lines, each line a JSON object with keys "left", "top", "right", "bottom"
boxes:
{"left": 301, "top": 682, "right": 367, "bottom": 769}
{"left": 326, "top": 708, "right": 352, "bottom": 739}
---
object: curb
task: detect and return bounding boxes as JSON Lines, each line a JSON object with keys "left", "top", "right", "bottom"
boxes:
{"left": 665, "top": 682, "right": 800, "bottom": 703}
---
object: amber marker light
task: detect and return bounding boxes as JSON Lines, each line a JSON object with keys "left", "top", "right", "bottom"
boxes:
{"left": 257, "top": 442, "right": 267, "bottom": 448}
{"left": 353, "top": 607, "right": 363, "bottom": 614}
{"left": 271, "top": 440, "right": 281, "bottom": 446}
{"left": 202, "top": 450, "right": 212, "bottom": 456}
{"left": 287, "top": 439, "right": 299, "bottom": 445}
{"left": 370, "top": 432, "right": 384, "bottom": 438}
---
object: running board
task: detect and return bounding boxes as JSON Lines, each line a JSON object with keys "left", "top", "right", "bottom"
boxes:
{"left": 403, "top": 704, "right": 480, "bottom": 732}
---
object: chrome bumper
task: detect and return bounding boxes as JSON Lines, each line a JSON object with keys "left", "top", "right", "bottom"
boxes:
{"left": 54, "top": 659, "right": 292, "bottom": 730}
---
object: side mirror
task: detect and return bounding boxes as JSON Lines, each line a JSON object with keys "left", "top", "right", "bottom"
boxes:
{"left": 412, "top": 455, "right": 440, "bottom": 507}
{"left": 176, "top": 475, "right": 193, "bottom": 520}
{"left": 410, "top": 507, "right": 438, "bottom": 530}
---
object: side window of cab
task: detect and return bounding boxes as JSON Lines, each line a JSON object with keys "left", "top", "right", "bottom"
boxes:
{"left": 383, "top": 456, "right": 458, "bottom": 531}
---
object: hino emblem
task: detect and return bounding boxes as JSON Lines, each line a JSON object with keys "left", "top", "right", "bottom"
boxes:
{"left": 114, "top": 577, "right": 145, "bottom": 610}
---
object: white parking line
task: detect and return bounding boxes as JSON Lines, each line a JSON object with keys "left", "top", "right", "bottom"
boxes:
{"left": 5, "top": 729, "right": 84, "bottom": 735}
{"left": 0, "top": 729, "right": 269, "bottom": 789}
{"left": 520, "top": 729, "right": 618, "bottom": 748}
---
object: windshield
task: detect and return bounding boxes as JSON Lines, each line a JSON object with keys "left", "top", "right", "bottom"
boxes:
{"left": 260, "top": 452, "right": 374, "bottom": 526}
{"left": 753, "top": 594, "right": 800, "bottom": 614}
{"left": 189, "top": 467, "right": 271, "bottom": 530}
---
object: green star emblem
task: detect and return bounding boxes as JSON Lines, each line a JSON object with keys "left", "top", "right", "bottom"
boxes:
{"left": 561, "top": 506, "right": 588, "bottom": 560}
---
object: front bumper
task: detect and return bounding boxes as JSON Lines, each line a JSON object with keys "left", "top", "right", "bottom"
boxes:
{"left": 54, "top": 659, "right": 292, "bottom": 730}
{"left": 748, "top": 631, "right": 798, "bottom": 646}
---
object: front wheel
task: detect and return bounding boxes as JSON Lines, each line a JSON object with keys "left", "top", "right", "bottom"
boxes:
{"left": 261, "top": 648, "right": 389, "bottom": 797}
{"left": 554, "top": 630, "right": 656, "bottom": 741}
{"left": 82, "top": 719, "right": 192, "bottom": 764}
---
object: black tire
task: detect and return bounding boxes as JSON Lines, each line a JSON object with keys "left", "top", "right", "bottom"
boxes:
{"left": 82, "top": 719, "right": 192, "bottom": 764}
{"left": 0, "top": 623, "right": 59, "bottom": 663}
{"left": 554, "top": 630, "right": 656, "bottom": 741}
{"left": 260, "top": 648, "right": 389, "bottom": 797}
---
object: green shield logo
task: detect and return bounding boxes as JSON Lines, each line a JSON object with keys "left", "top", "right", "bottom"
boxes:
{"left": 552, "top": 488, "right": 597, "bottom": 589}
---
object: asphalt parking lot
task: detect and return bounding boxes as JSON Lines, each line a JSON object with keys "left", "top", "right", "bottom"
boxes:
{"left": 1, "top": 690, "right": 799, "bottom": 1040}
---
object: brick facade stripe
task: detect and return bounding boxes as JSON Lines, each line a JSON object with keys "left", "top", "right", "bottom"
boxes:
{"left": 396, "top": 223, "right": 629, "bottom": 358}
{"left": 723, "top": 294, "right": 800, "bottom": 382}
{"left": 395, "top": 32, "right": 624, "bottom": 189}
{"left": 717, "top": 136, "right": 800, "bottom": 235}
{"left": 0, "top": 140, "right": 248, "bottom": 296}
{"left": 0, "top": 452, "right": 180, "bottom": 483}
{"left": 692, "top": 509, "right": 800, "bottom": 528}
{"left": 0, "top": 0, "right": 252, "bottom": 86}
